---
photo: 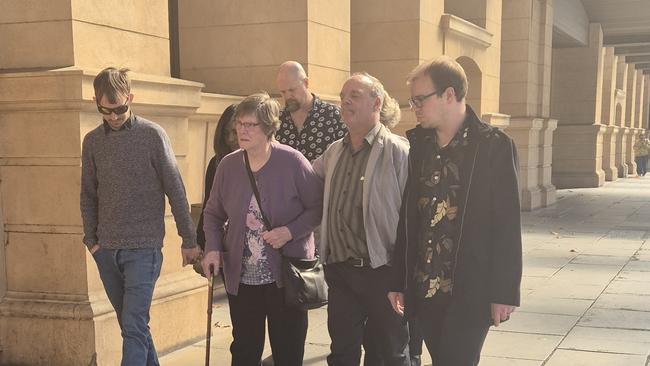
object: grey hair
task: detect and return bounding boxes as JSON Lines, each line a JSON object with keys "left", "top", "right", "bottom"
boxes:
{"left": 380, "top": 90, "right": 401, "bottom": 128}
{"left": 352, "top": 72, "right": 385, "bottom": 105}
{"left": 350, "top": 72, "right": 401, "bottom": 127}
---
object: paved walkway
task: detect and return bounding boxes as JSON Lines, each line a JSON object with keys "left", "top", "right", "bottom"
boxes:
{"left": 161, "top": 176, "right": 650, "bottom": 365}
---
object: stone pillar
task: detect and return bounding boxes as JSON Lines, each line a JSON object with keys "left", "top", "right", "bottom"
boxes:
{"left": 641, "top": 75, "right": 650, "bottom": 132}
{"left": 482, "top": 113, "right": 511, "bottom": 130}
{"left": 0, "top": 186, "right": 5, "bottom": 301}
{"left": 644, "top": 76, "right": 650, "bottom": 129}
{"left": 500, "top": 0, "right": 557, "bottom": 208}
{"left": 615, "top": 59, "right": 629, "bottom": 175}
{"left": 505, "top": 119, "right": 543, "bottom": 210}
{"left": 350, "top": 0, "right": 444, "bottom": 135}
{"left": 550, "top": 23, "right": 605, "bottom": 188}
{"left": 539, "top": 118, "right": 558, "bottom": 206}
{"left": 616, "top": 128, "right": 630, "bottom": 177}
{"left": 600, "top": 47, "right": 619, "bottom": 180}
{"left": 0, "top": 2, "right": 209, "bottom": 365}
{"left": 626, "top": 70, "right": 646, "bottom": 175}
{"left": 178, "top": 0, "right": 350, "bottom": 97}
{"left": 617, "top": 64, "right": 638, "bottom": 177}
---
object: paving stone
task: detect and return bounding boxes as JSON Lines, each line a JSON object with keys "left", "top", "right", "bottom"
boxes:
{"left": 605, "top": 279, "right": 650, "bottom": 296}
{"left": 570, "top": 254, "right": 630, "bottom": 266}
{"left": 593, "top": 239, "right": 645, "bottom": 250}
{"left": 520, "top": 276, "right": 549, "bottom": 292}
{"left": 532, "top": 282, "right": 606, "bottom": 300}
{"left": 478, "top": 356, "right": 542, "bottom": 366}
{"left": 593, "top": 293, "right": 650, "bottom": 312}
{"left": 544, "top": 349, "right": 647, "bottom": 366}
{"left": 495, "top": 311, "right": 579, "bottom": 336}
{"left": 579, "top": 308, "right": 650, "bottom": 330}
{"left": 624, "top": 259, "right": 650, "bottom": 271}
{"left": 602, "top": 230, "right": 647, "bottom": 240}
{"left": 580, "top": 246, "right": 639, "bottom": 257}
{"left": 634, "top": 248, "right": 650, "bottom": 260}
{"left": 481, "top": 331, "right": 562, "bottom": 360}
{"left": 616, "top": 270, "right": 650, "bottom": 282}
{"left": 519, "top": 295, "right": 593, "bottom": 316}
{"left": 559, "top": 326, "right": 650, "bottom": 355}
{"left": 523, "top": 249, "right": 577, "bottom": 277}
{"left": 550, "top": 263, "right": 620, "bottom": 286}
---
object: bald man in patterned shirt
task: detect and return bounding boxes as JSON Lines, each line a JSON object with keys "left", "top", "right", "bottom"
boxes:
{"left": 276, "top": 61, "right": 346, "bottom": 161}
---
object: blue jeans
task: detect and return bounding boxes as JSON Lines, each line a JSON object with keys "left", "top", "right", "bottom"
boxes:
{"left": 93, "top": 247, "right": 163, "bottom": 366}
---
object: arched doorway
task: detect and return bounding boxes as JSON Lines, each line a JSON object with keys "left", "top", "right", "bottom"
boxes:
{"left": 456, "top": 56, "right": 482, "bottom": 116}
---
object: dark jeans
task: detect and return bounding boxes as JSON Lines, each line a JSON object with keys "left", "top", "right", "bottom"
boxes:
{"left": 635, "top": 155, "right": 648, "bottom": 176}
{"left": 93, "top": 248, "right": 163, "bottom": 366}
{"left": 416, "top": 293, "right": 490, "bottom": 366}
{"left": 227, "top": 283, "right": 308, "bottom": 366}
{"left": 325, "top": 263, "right": 410, "bottom": 366}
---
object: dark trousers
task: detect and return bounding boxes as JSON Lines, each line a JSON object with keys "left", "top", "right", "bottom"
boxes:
{"left": 635, "top": 155, "right": 648, "bottom": 176}
{"left": 416, "top": 293, "right": 490, "bottom": 366}
{"left": 325, "top": 263, "right": 410, "bottom": 366}
{"left": 363, "top": 318, "right": 423, "bottom": 366}
{"left": 227, "top": 283, "right": 308, "bottom": 366}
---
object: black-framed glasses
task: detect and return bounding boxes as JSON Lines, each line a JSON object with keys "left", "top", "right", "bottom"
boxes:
{"left": 408, "top": 90, "right": 439, "bottom": 109}
{"left": 235, "top": 121, "right": 261, "bottom": 130}
{"left": 97, "top": 101, "right": 129, "bottom": 115}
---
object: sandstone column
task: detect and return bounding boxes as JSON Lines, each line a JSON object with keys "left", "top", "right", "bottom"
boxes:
{"left": 0, "top": 2, "right": 208, "bottom": 365}
{"left": 614, "top": 59, "right": 629, "bottom": 176}
{"left": 350, "top": 0, "right": 445, "bottom": 135}
{"left": 501, "top": 0, "right": 557, "bottom": 209}
{"left": 178, "top": 0, "right": 350, "bottom": 98}
{"left": 625, "top": 67, "right": 639, "bottom": 174}
{"left": 550, "top": 23, "right": 605, "bottom": 188}
{"left": 600, "top": 47, "right": 620, "bottom": 181}
{"left": 627, "top": 72, "right": 647, "bottom": 175}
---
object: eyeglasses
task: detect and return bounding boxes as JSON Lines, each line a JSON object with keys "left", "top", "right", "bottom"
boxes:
{"left": 408, "top": 90, "right": 439, "bottom": 109}
{"left": 97, "top": 101, "right": 129, "bottom": 115}
{"left": 235, "top": 121, "right": 261, "bottom": 130}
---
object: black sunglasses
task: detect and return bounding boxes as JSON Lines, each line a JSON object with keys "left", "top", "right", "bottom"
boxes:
{"left": 97, "top": 101, "right": 129, "bottom": 115}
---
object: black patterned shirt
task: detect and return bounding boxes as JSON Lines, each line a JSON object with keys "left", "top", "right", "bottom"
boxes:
{"left": 414, "top": 122, "right": 470, "bottom": 299}
{"left": 277, "top": 95, "right": 346, "bottom": 161}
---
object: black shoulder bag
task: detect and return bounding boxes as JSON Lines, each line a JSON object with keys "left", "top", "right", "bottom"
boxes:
{"left": 243, "top": 150, "right": 328, "bottom": 310}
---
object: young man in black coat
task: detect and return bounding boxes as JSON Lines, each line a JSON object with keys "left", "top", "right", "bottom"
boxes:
{"left": 387, "top": 56, "right": 523, "bottom": 366}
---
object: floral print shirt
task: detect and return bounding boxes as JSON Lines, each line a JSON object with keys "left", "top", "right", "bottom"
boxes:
{"left": 277, "top": 95, "right": 346, "bottom": 162}
{"left": 414, "top": 122, "right": 470, "bottom": 299}
{"left": 241, "top": 195, "right": 274, "bottom": 285}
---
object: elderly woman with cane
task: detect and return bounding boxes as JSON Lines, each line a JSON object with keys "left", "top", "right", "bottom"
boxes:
{"left": 201, "top": 92, "right": 323, "bottom": 366}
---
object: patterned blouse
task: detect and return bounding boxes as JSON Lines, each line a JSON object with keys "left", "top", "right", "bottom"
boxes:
{"left": 414, "top": 123, "right": 470, "bottom": 299}
{"left": 277, "top": 95, "right": 346, "bottom": 161}
{"left": 241, "top": 195, "right": 274, "bottom": 285}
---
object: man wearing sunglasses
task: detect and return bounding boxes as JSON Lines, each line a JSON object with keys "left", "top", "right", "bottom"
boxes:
{"left": 388, "top": 56, "right": 522, "bottom": 365}
{"left": 80, "top": 67, "right": 200, "bottom": 366}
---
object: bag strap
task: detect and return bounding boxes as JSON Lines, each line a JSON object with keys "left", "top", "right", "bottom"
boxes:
{"left": 243, "top": 150, "right": 272, "bottom": 230}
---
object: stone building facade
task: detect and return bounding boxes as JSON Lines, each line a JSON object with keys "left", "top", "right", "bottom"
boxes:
{"left": 1, "top": 0, "right": 649, "bottom": 364}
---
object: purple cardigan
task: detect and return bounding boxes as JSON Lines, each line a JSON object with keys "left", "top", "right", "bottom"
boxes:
{"left": 203, "top": 142, "right": 323, "bottom": 295}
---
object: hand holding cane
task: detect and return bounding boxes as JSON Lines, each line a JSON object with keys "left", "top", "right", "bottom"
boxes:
{"left": 205, "top": 264, "right": 215, "bottom": 366}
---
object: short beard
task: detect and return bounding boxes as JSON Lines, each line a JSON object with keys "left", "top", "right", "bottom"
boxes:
{"left": 285, "top": 99, "right": 301, "bottom": 112}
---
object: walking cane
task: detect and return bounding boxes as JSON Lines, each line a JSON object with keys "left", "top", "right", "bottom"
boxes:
{"left": 205, "top": 264, "right": 215, "bottom": 366}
